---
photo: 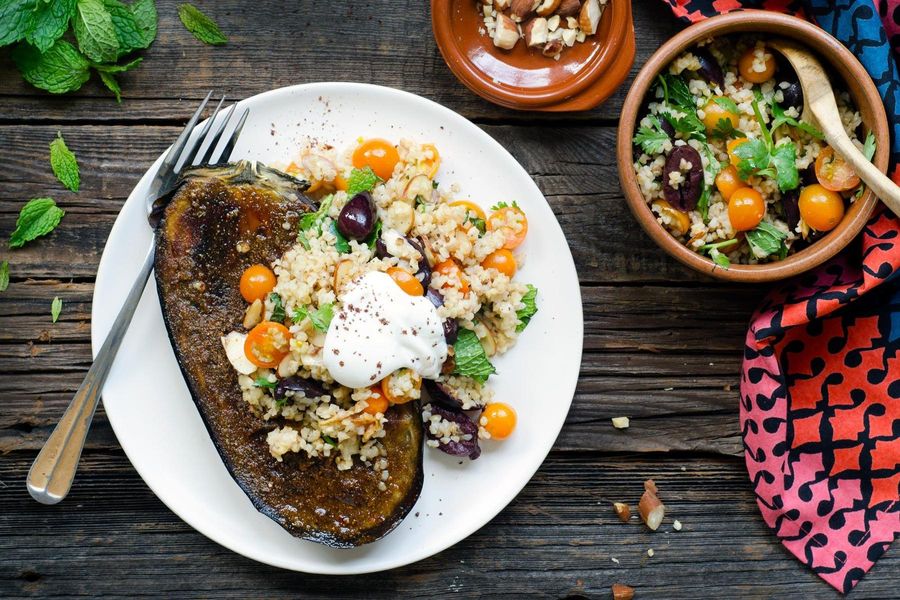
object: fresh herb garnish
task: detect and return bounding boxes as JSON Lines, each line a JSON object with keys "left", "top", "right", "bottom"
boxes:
{"left": 713, "top": 96, "right": 740, "bottom": 115}
{"left": 345, "top": 166, "right": 381, "bottom": 197}
{"left": 269, "top": 292, "right": 285, "bottom": 322}
{"left": 733, "top": 95, "right": 799, "bottom": 191}
{"left": 0, "top": 261, "right": 8, "bottom": 292}
{"left": 51, "top": 296, "right": 62, "bottom": 323}
{"left": 363, "top": 219, "right": 383, "bottom": 249}
{"left": 254, "top": 376, "right": 277, "bottom": 389}
{"left": 177, "top": 3, "right": 227, "bottom": 45}
{"left": 770, "top": 102, "right": 823, "bottom": 139}
{"left": 330, "top": 222, "right": 351, "bottom": 253}
{"left": 863, "top": 132, "right": 877, "bottom": 161}
{"left": 298, "top": 194, "right": 333, "bottom": 250}
{"left": 633, "top": 115, "right": 672, "bottom": 155}
{"left": 709, "top": 118, "right": 745, "bottom": 141}
{"left": 697, "top": 185, "right": 712, "bottom": 222}
{"left": 9, "top": 198, "right": 65, "bottom": 249}
{"left": 452, "top": 328, "right": 496, "bottom": 384}
{"left": 292, "top": 303, "right": 334, "bottom": 332}
{"left": 699, "top": 238, "right": 739, "bottom": 269}
{"left": 50, "top": 132, "right": 80, "bottom": 192}
{"left": 516, "top": 285, "right": 538, "bottom": 333}
{"left": 322, "top": 434, "right": 338, "bottom": 447}
{"left": 74, "top": 0, "right": 120, "bottom": 63}
{"left": 746, "top": 222, "right": 788, "bottom": 259}
{"left": 490, "top": 200, "right": 519, "bottom": 211}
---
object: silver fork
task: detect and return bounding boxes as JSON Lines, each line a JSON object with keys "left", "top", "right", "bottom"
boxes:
{"left": 26, "top": 92, "right": 250, "bottom": 505}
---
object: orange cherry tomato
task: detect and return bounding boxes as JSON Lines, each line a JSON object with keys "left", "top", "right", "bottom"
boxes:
{"left": 244, "top": 321, "right": 292, "bottom": 368}
{"left": 727, "top": 138, "right": 749, "bottom": 167}
{"left": 333, "top": 173, "right": 349, "bottom": 191}
{"left": 799, "top": 184, "right": 845, "bottom": 232}
{"left": 386, "top": 266, "right": 424, "bottom": 296}
{"left": 652, "top": 200, "right": 691, "bottom": 237}
{"left": 420, "top": 143, "right": 441, "bottom": 178}
{"left": 481, "top": 402, "right": 517, "bottom": 440}
{"left": 728, "top": 187, "right": 766, "bottom": 232}
{"left": 487, "top": 204, "right": 528, "bottom": 249}
{"left": 738, "top": 46, "right": 776, "bottom": 83}
{"left": 381, "top": 369, "right": 421, "bottom": 405}
{"left": 702, "top": 97, "right": 740, "bottom": 133}
{"left": 715, "top": 165, "right": 744, "bottom": 201}
{"left": 814, "top": 146, "right": 860, "bottom": 192}
{"left": 239, "top": 264, "right": 277, "bottom": 303}
{"left": 352, "top": 138, "right": 400, "bottom": 181}
{"left": 363, "top": 386, "right": 390, "bottom": 415}
{"left": 434, "top": 259, "right": 470, "bottom": 294}
{"left": 450, "top": 200, "right": 486, "bottom": 222}
{"left": 481, "top": 249, "right": 517, "bottom": 277}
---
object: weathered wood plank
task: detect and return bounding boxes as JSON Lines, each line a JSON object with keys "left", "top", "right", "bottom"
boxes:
{"left": 0, "top": 1, "right": 681, "bottom": 123}
{"left": 0, "top": 452, "right": 896, "bottom": 599}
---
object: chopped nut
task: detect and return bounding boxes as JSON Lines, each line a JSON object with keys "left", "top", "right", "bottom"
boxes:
{"left": 639, "top": 488, "right": 665, "bottom": 531}
{"left": 495, "top": 0, "right": 512, "bottom": 8}
{"left": 612, "top": 584, "right": 635, "bottom": 600}
{"left": 561, "top": 27, "right": 577, "bottom": 47}
{"left": 647, "top": 548, "right": 655, "bottom": 557}
{"left": 566, "top": 16, "right": 578, "bottom": 28}
{"left": 243, "top": 298, "right": 263, "bottom": 329}
{"left": 542, "top": 38, "right": 563, "bottom": 57}
{"left": 644, "top": 479, "right": 658, "bottom": 495}
{"left": 673, "top": 519, "right": 682, "bottom": 531}
{"left": 611, "top": 416, "right": 630, "bottom": 430}
{"left": 492, "top": 13, "right": 520, "bottom": 49}
{"left": 535, "top": 0, "right": 561, "bottom": 16}
{"left": 547, "top": 14, "right": 561, "bottom": 30}
{"left": 556, "top": 0, "right": 582, "bottom": 17}
{"left": 578, "top": 0, "right": 602, "bottom": 34}
{"left": 510, "top": 0, "right": 539, "bottom": 21}
{"left": 523, "top": 17, "right": 549, "bottom": 47}
{"left": 613, "top": 502, "right": 631, "bottom": 523}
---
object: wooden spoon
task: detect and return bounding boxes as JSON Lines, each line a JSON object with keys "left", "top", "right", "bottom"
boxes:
{"left": 769, "top": 39, "right": 900, "bottom": 216}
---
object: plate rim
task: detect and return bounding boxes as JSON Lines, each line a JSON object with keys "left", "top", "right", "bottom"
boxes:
{"left": 92, "top": 81, "right": 584, "bottom": 574}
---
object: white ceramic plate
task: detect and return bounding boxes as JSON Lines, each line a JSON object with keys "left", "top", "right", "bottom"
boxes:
{"left": 92, "top": 83, "right": 582, "bottom": 574}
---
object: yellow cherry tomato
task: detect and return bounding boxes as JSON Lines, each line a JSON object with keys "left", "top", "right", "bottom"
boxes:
{"left": 244, "top": 321, "right": 292, "bottom": 368}
{"left": 738, "top": 46, "right": 776, "bottom": 83}
{"left": 815, "top": 146, "right": 861, "bottom": 192}
{"left": 481, "top": 402, "right": 517, "bottom": 440}
{"left": 487, "top": 204, "right": 528, "bottom": 249}
{"left": 728, "top": 187, "right": 766, "bottom": 232}
{"left": 239, "top": 264, "right": 277, "bottom": 303}
{"left": 352, "top": 138, "right": 400, "bottom": 181}
{"left": 363, "top": 386, "right": 389, "bottom": 415}
{"left": 450, "top": 200, "right": 486, "bottom": 222}
{"left": 727, "top": 137, "right": 749, "bottom": 167}
{"left": 434, "top": 259, "right": 470, "bottom": 294}
{"left": 420, "top": 144, "right": 441, "bottom": 178}
{"left": 386, "top": 266, "right": 424, "bottom": 296}
{"left": 702, "top": 96, "right": 740, "bottom": 133}
{"left": 481, "top": 249, "right": 517, "bottom": 278}
{"left": 715, "top": 165, "right": 744, "bottom": 201}
{"left": 381, "top": 369, "right": 422, "bottom": 405}
{"left": 652, "top": 200, "right": 691, "bottom": 237}
{"left": 799, "top": 184, "right": 845, "bottom": 232}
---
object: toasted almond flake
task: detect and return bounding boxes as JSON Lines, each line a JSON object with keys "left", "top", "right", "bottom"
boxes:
{"left": 611, "top": 416, "right": 630, "bottom": 430}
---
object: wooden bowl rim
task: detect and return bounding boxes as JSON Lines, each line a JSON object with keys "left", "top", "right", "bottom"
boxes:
{"left": 616, "top": 10, "right": 890, "bottom": 283}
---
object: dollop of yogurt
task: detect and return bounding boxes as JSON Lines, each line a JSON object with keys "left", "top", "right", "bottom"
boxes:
{"left": 323, "top": 271, "right": 448, "bottom": 388}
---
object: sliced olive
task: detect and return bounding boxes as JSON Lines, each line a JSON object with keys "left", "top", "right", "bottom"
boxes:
{"left": 662, "top": 145, "right": 704, "bottom": 211}
{"left": 694, "top": 47, "right": 724, "bottom": 88}
{"left": 781, "top": 189, "right": 801, "bottom": 230}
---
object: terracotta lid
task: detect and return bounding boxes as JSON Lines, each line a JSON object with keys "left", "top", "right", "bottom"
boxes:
{"left": 432, "top": 0, "right": 635, "bottom": 111}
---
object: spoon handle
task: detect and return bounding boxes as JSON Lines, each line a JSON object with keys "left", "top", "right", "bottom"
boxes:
{"left": 26, "top": 242, "right": 156, "bottom": 505}
{"left": 820, "top": 121, "right": 900, "bottom": 216}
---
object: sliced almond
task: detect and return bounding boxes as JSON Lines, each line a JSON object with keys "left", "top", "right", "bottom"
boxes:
{"left": 474, "top": 318, "right": 497, "bottom": 356}
{"left": 404, "top": 174, "right": 433, "bottom": 204}
{"left": 611, "top": 416, "right": 630, "bottom": 429}
{"left": 547, "top": 14, "right": 561, "bottom": 31}
{"left": 523, "top": 17, "right": 549, "bottom": 47}
{"left": 243, "top": 298, "right": 263, "bottom": 329}
{"left": 333, "top": 259, "right": 356, "bottom": 293}
{"left": 613, "top": 502, "right": 631, "bottom": 523}
{"left": 561, "top": 27, "right": 577, "bottom": 47}
{"left": 221, "top": 332, "right": 257, "bottom": 375}
{"left": 612, "top": 584, "right": 635, "bottom": 600}
{"left": 556, "top": 0, "right": 581, "bottom": 16}
{"left": 578, "top": 0, "right": 602, "bottom": 35}
{"left": 534, "top": 0, "right": 561, "bottom": 16}
{"left": 492, "top": 13, "right": 520, "bottom": 50}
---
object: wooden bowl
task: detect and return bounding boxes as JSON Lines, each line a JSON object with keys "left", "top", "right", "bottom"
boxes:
{"left": 432, "top": 0, "right": 635, "bottom": 111}
{"left": 616, "top": 11, "right": 890, "bottom": 282}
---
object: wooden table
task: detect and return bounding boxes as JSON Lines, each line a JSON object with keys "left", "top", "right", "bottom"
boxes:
{"left": 1, "top": 2, "right": 896, "bottom": 597}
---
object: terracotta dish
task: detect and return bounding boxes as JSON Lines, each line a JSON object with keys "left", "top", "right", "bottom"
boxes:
{"left": 617, "top": 11, "right": 890, "bottom": 283}
{"left": 432, "top": 0, "right": 635, "bottom": 111}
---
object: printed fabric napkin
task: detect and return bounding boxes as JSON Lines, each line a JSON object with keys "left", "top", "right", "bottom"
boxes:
{"left": 659, "top": 0, "right": 900, "bottom": 593}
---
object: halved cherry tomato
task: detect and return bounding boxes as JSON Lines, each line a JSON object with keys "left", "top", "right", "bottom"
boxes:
{"left": 363, "top": 386, "right": 389, "bottom": 415}
{"left": 487, "top": 204, "right": 528, "bottom": 249}
{"left": 728, "top": 187, "right": 766, "bottom": 232}
{"left": 352, "top": 138, "right": 399, "bottom": 181}
{"left": 381, "top": 369, "right": 422, "bottom": 405}
{"left": 239, "top": 264, "right": 277, "bottom": 303}
{"left": 481, "top": 402, "right": 517, "bottom": 440}
{"left": 420, "top": 143, "right": 441, "bottom": 178}
{"left": 244, "top": 321, "right": 292, "bottom": 368}
{"left": 481, "top": 249, "right": 517, "bottom": 277}
{"left": 386, "top": 266, "right": 424, "bottom": 296}
{"left": 738, "top": 46, "right": 776, "bottom": 84}
{"left": 652, "top": 200, "right": 691, "bottom": 237}
{"left": 799, "top": 184, "right": 844, "bottom": 231}
{"left": 727, "top": 138, "right": 749, "bottom": 167}
{"left": 434, "top": 259, "right": 469, "bottom": 294}
{"left": 450, "top": 200, "right": 486, "bottom": 222}
{"left": 334, "top": 173, "right": 349, "bottom": 191}
{"left": 815, "top": 146, "right": 860, "bottom": 192}
{"left": 702, "top": 96, "right": 740, "bottom": 133}
{"left": 715, "top": 165, "right": 744, "bottom": 200}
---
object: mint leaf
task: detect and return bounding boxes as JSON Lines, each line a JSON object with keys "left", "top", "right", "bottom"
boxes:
{"left": 516, "top": 285, "right": 538, "bottom": 332}
{"left": 713, "top": 96, "right": 739, "bottom": 115}
{"left": 50, "top": 132, "right": 80, "bottom": 192}
{"left": 97, "top": 70, "right": 121, "bottom": 101}
{"left": 330, "top": 221, "right": 351, "bottom": 253}
{"left": 25, "top": 0, "right": 77, "bottom": 53}
{"left": 771, "top": 142, "right": 799, "bottom": 191}
{"left": 9, "top": 198, "right": 65, "bottom": 249}
{"left": 130, "top": 0, "right": 157, "bottom": 44}
{"left": 346, "top": 166, "right": 381, "bottom": 196}
{"left": 0, "top": 0, "right": 35, "bottom": 47}
{"left": 363, "top": 219, "right": 382, "bottom": 249}
{"left": 269, "top": 292, "right": 285, "bottom": 322}
{"left": 746, "top": 222, "right": 787, "bottom": 258}
{"left": 452, "top": 329, "right": 496, "bottom": 384}
{"left": 12, "top": 40, "right": 91, "bottom": 94}
{"left": 74, "top": 0, "right": 120, "bottom": 63}
{"left": 51, "top": 296, "right": 62, "bottom": 323}
{"left": 309, "top": 303, "right": 333, "bottom": 332}
{"left": 178, "top": 3, "right": 227, "bottom": 45}
{"left": 254, "top": 376, "right": 277, "bottom": 389}
{"left": 0, "top": 260, "right": 8, "bottom": 292}
{"left": 103, "top": 0, "right": 154, "bottom": 55}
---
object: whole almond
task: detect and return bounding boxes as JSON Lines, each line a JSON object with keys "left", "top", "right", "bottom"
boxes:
{"left": 556, "top": 0, "right": 582, "bottom": 17}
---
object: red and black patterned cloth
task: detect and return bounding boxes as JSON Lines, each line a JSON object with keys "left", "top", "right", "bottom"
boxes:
{"left": 658, "top": 0, "right": 900, "bottom": 593}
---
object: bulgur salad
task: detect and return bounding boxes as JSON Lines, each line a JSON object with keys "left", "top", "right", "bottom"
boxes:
{"left": 632, "top": 36, "right": 876, "bottom": 267}
{"left": 221, "top": 138, "right": 537, "bottom": 485}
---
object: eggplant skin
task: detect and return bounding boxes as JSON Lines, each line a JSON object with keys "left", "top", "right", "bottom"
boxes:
{"left": 154, "top": 161, "right": 424, "bottom": 547}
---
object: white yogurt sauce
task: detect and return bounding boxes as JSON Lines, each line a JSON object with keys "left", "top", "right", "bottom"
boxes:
{"left": 323, "top": 271, "right": 448, "bottom": 388}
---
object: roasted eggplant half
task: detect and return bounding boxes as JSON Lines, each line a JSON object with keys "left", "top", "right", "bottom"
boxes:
{"left": 154, "top": 161, "right": 424, "bottom": 547}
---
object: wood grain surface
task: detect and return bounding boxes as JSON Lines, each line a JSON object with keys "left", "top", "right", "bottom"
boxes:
{"left": 0, "top": 1, "right": 896, "bottom": 598}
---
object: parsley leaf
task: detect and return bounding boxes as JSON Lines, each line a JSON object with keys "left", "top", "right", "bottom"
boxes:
{"left": 770, "top": 102, "right": 824, "bottom": 139}
{"left": 51, "top": 296, "right": 62, "bottom": 323}
{"left": 269, "top": 292, "right": 285, "bottom": 322}
{"left": 50, "top": 132, "right": 80, "bottom": 192}
{"left": 298, "top": 195, "right": 333, "bottom": 249}
{"left": 346, "top": 166, "right": 381, "bottom": 197}
{"left": 697, "top": 185, "right": 712, "bottom": 221}
{"left": 661, "top": 73, "right": 695, "bottom": 110}
{"left": 73, "top": 0, "right": 120, "bottom": 63}
{"left": 322, "top": 434, "right": 338, "bottom": 447}
{"left": 733, "top": 97, "right": 800, "bottom": 191}
{"left": 713, "top": 96, "right": 740, "bottom": 114}
{"left": 633, "top": 115, "right": 671, "bottom": 155}
{"left": 863, "top": 132, "right": 877, "bottom": 161}
{"left": 699, "top": 238, "right": 738, "bottom": 269}
{"left": 12, "top": 40, "right": 91, "bottom": 95}
{"left": 363, "top": 219, "right": 383, "bottom": 249}
{"left": 709, "top": 118, "right": 745, "bottom": 141}
{"left": 330, "top": 221, "right": 351, "bottom": 253}
{"left": 516, "top": 285, "right": 538, "bottom": 332}
{"left": 178, "top": 3, "right": 227, "bottom": 45}
{"left": 9, "top": 198, "right": 65, "bottom": 249}
{"left": 734, "top": 138, "right": 770, "bottom": 180}
{"left": 293, "top": 303, "right": 334, "bottom": 332}
{"left": 452, "top": 328, "right": 496, "bottom": 384}
{"left": 254, "top": 376, "right": 277, "bottom": 390}
{"left": 490, "top": 201, "right": 519, "bottom": 211}
{"left": 770, "top": 142, "right": 799, "bottom": 192}
{"left": 0, "top": 260, "right": 8, "bottom": 292}
{"left": 746, "top": 222, "right": 788, "bottom": 258}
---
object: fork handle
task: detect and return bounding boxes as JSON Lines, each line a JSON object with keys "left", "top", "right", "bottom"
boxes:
{"left": 27, "top": 242, "right": 156, "bottom": 505}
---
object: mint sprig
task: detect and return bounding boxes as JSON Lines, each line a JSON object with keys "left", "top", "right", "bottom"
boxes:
{"left": 50, "top": 132, "right": 80, "bottom": 192}
{"left": 9, "top": 198, "right": 65, "bottom": 249}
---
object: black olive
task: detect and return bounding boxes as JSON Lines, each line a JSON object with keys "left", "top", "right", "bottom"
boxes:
{"left": 442, "top": 319, "right": 458, "bottom": 345}
{"left": 801, "top": 164, "right": 818, "bottom": 187}
{"left": 337, "top": 192, "right": 375, "bottom": 240}
{"left": 662, "top": 145, "right": 704, "bottom": 211}
{"left": 781, "top": 189, "right": 801, "bottom": 230}
{"left": 275, "top": 377, "right": 330, "bottom": 403}
{"left": 425, "top": 288, "right": 444, "bottom": 308}
{"left": 407, "top": 236, "right": 431, "bottom": 287}
{"left": 375, "top": 237, "right": 389, "bottom": 259}
{"left": 694, "top": 47, "right": 724, "bottom": 89}
{"left": 423, "top": 379, "right": 464, "bottom": 411}
{"left": 780, "top": 81, "right": 803, "bottom": 113}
